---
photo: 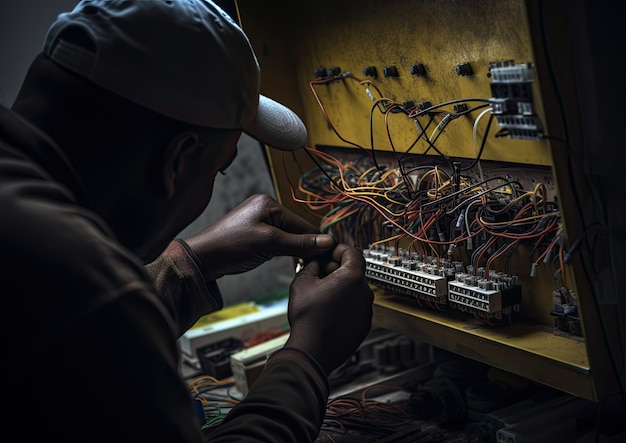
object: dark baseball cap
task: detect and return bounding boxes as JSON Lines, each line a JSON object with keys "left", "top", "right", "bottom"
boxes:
{"left": 43, "top": 0, "right": 308, "bottom": 150}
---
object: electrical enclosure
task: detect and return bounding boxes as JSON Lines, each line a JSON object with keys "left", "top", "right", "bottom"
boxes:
{"left": 234, "top": 0, "right": 624, "bottom": 402}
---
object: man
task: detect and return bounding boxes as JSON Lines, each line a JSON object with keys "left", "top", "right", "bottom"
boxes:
{"left": 0, "top": 0, "right": 374, "bottom": 441}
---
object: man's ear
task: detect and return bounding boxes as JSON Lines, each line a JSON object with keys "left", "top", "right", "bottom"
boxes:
{"left": 162, "top": 131, "right": 199, "bottom": 198}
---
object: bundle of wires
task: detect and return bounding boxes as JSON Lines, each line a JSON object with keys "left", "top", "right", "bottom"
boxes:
{"left": 321, "top": 384, "right": 416, "bottom": 440}
{"left": 187, "top": 375, "right": 242, "bottom": 430}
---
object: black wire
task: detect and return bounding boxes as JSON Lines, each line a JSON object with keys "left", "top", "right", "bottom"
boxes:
{"left": 310, "top": 75, "right": 379, "bottom": 159}
{"left": 399, "top": 114, "right": 436, "bottom": 160}
{"left": 303, "top": 148, "right": 343, "bottom": 193}
{"left": 382, "top": 104, "right": 417, "bottom": 199}
{"left": 412, "top": 117, "right": 454, "bottom": 170}
{"left": 369, "top": 98, "right": 395, "bottom": 171}
{"left": 502, "top": 239, "right": 521, "bottom": 274}
{"left": 409, "top": 97, "right": 494, "bottom": 117}
{"left": 420, "top": 175, "right": 519, "bottom": 210}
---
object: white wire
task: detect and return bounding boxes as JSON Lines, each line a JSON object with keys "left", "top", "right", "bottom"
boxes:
{"left": 429, "top": 113, "right": 452, "bottom": 142}
{"left": 472, "top": 107, "right": 493, "bottom": 181}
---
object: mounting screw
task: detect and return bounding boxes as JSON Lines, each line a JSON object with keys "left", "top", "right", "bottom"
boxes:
{"left": 454, "top": 103, "right": 468, "bottom": 113}
{"left": 383, "top": 66, "right": 399, "bottom": 77}
{"left": 410, "top": 63, "right": 426, "bottom": 76}
{"left": 417, "top": 101, "right": 433, "bottom": 111}
{"left": 313, "top": 67, "right": 327, "bottom": 78}
{"left": 456, "top": 62, "right": 473, "bottom": 76}
{"left": 362, "top": 66, "right": 378, "bottom": 78}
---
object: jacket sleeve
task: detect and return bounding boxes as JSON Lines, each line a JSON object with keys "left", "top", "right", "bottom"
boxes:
{"left": 204, "top": 347, "right": 330, "bottom": 443}
{"left": 145, "top": 238, "right": 223, "bottom": 337}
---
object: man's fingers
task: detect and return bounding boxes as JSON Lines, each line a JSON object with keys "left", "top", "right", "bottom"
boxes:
{"left": 267, "top": 200, "right": 322, "bottom": 235}
{"left": 274, "top": 233, "right": 336, "bottom": 258}
{"left": 332, "top": 244, "right": 366, "bottom": 271}
{"left": 296, "top": 257, "right": 320, "bottom": 279}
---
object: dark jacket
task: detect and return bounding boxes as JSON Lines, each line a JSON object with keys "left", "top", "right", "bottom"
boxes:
{"left": 0, "top": 104, "right": 328, "bottom": 442}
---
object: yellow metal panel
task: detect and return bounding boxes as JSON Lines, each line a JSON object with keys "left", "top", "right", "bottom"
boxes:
{"left": 239, "top": 0, "right": 552, "bottom": 165}
{"left": 373, "top": 290, "right": 595, "bottom": 400}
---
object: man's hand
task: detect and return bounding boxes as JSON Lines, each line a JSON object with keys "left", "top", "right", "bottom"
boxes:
{"left": 285, "top": 243, "right": 374, "bottom": 376}
{"left": 182, "top": 194, "right": 335, "bottom": 281}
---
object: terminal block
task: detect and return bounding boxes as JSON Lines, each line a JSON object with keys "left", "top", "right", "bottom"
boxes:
{"left": 489, "top": 60, "right": 543, "bottom": 140}
{"left": 363, "top": 249, "right": 449, "bottom": 306}
{"left": 448, "top": 272, "right": 522, "bottom": 319}
{"left": 550, "top": 287, "right": 581, "bottom": 336}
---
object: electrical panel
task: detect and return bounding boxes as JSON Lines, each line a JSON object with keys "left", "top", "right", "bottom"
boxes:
{"left": 235, "top": 0, "right": 624, "bottom": 403}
